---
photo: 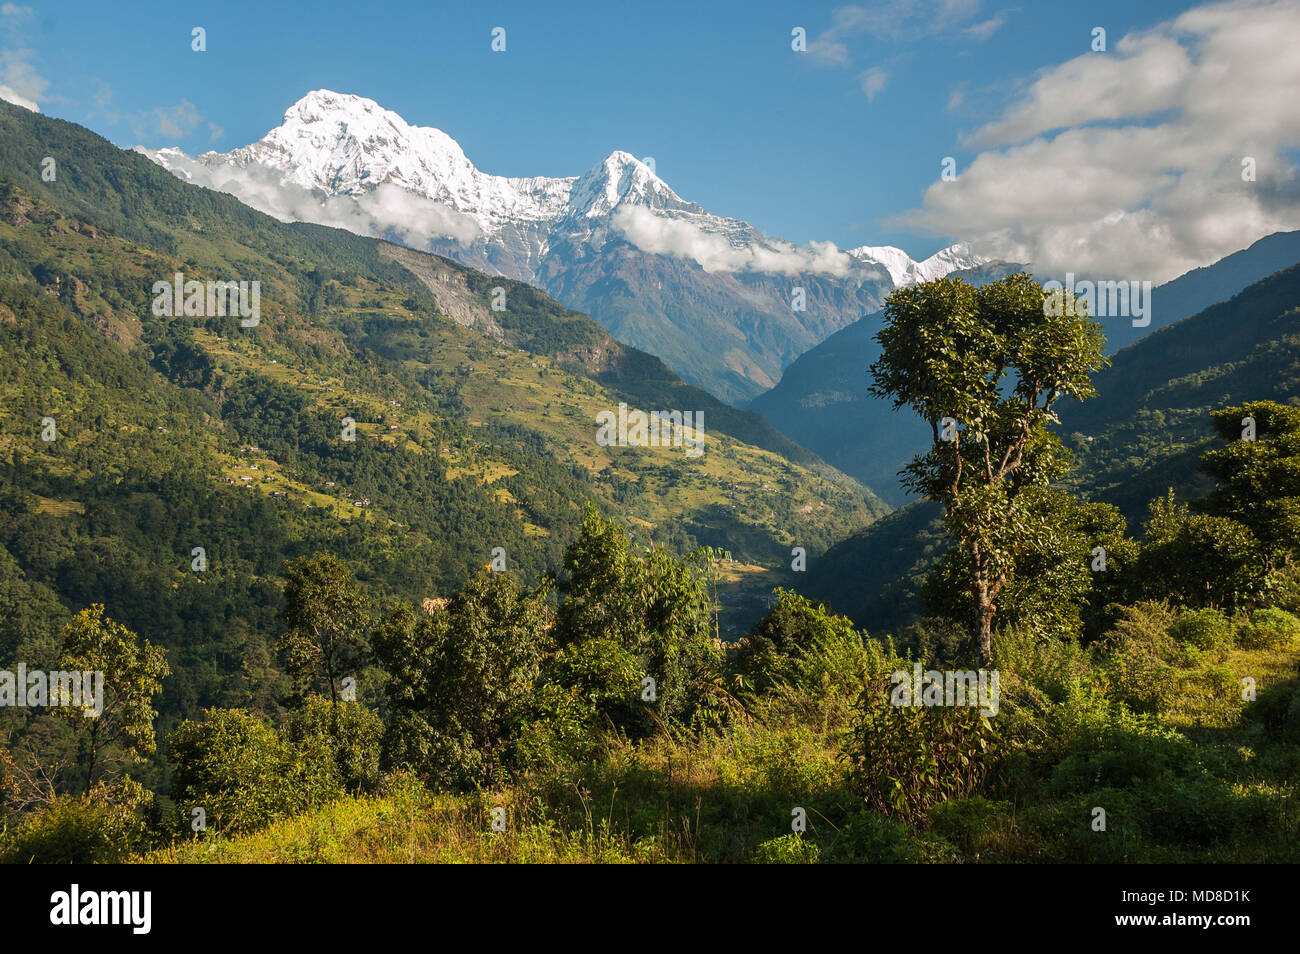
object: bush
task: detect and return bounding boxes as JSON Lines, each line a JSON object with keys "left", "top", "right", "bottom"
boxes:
{"left": 285, "top": 695, "right": 384, "bottom": 794}
{"left": 373, "top": 575, "right": 554, "bottom": 789}
{"left": 1240, "top": 607, "right": 1300, "bottom": 650}
{"left": 752, "top": 833, "right": 820, "bottom": 864}
{"left": 1171, "top": 608, "right": 1234, "bottom": 657}
{"left": 1046, "top": 708, "right": 1196, "bottom": 796}
{"left": 821, "top": 810, "right": 938, "bottom": 863}
{"left": 169, "top": 708, "right": 339, "bottom": 835}
{"left": 0, "top": 779, "right": 156, "bottom": 864}
{"left": 1097, "top": 602, "right": 1180, "bottom": 714}
{"left": 1246, "top": 679, "right": 1300, "bottom": 741}
{"left": 732, "top": 590, "right": 861, "bottom": 693}
{"left": 846, "top": 687, "right": 998, "bottom": 825}
{"left": 992, "top": 624, "right": 1088, "bottom": 698}
{"left": 926, "top": 796, "right": 1015, "bottom": 860}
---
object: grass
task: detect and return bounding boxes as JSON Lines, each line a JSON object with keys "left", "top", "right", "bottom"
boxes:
{"left": 134, "top": 637, "right": 1300, "bottom": 865}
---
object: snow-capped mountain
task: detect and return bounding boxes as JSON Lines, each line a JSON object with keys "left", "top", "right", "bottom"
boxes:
{"left": 140, "top": 90, "right": 997, "bottom": 403}
{"left": 848, "top": 242, "right": 988, "bottom": 288}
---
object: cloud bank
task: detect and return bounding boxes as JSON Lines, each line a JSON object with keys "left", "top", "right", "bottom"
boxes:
{"left": 611, "top": 206, "right": 857, "bottom": 277}
{"left": 891, "top": 0, "right": 1300, "bottom": 283}
{"left": 141, "top": 150, "right": 484, "bottom": 248}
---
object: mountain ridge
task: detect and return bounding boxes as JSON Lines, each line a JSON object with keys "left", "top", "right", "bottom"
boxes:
{"left": 138, "top": 88, "right": 993, "bottom": 403}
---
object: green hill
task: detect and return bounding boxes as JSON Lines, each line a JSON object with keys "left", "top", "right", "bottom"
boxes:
{"left": 0, "top": 100, "right": 886, "bottom": 770}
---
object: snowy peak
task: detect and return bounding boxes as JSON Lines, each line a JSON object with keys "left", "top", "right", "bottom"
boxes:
{"left": 847, "top": 241, "right": 992, "bottom": 288}
{"left": 249, "top": 89, "right": 479, "bottom": 199}
{"left": 567, "top": 150, "right": 686, "bottom": 219}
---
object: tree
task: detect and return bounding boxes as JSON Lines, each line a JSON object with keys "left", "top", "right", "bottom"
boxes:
{"left": 1197, "top": 400, "right": 1300, "bottom": 569}
{"left": 1135, "top": 491, "right": 1266, "bottom": 610}
{"left": 58, "top": 605, "right": 169, "bottom": 794}
{"left": 554, "top": 506, "right": 722, "bottom": 732}
{"left": 870, "top": 274, "right": 1107, "bottom": 666}
{"left": 922, "top": 488, "right": 1135, "bottom": 642}
{"left": 279, "top": 553, "right": 369, "bottom": 705}
{"left": 372, "top": 573, "right": 554, "bottom": 788}
{"left": 169, "top": 708, "right": 337, "bottom": 835}
{"left": 731, "top": 589, "right": 860, "bottom": 693}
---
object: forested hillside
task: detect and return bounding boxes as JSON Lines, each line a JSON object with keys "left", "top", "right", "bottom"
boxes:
{"left": 0, "top": 100, "right": 884, "bottom": 796}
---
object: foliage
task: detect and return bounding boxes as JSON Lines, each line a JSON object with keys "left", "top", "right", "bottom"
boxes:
{"left": 373, "top": 573, "right": 553, "bottom": 789}
{"left": 554, "top": 506, "right": 721, "bottom": 733}
{"left": 1135, "top": 491, "right": 1267, "bottom": 610}
{"left": 847, "top": 685, "right": 998, "bottom": 825}
{"left": 284, "top": 694, "right": 384, "bottom": 794}
{"left": 870, "top": 273, "right": 1108, "bottom": 664}
{"left": 57, "top": 605, "right": 169, "bottom": 794}
{"left": 0, "top": 778, "right": 157, "bottom": 863}
{"left": 279, "top": 553, "right": 370, "bottom": 705}
{"left": 168, "top": 708, "right": 338, "bottom": 836}
{"left": 1240, "top": 607, "right": 1300, "bottom": 651}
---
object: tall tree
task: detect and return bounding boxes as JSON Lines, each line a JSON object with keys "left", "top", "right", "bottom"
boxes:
{"left": 870, "top": 274, "right": 1107, "bottom": 665}
{"left": 555, "top": 506, "right": 721, "bottom": 732}
{"left": 58, "top": 605, "right": 169, "bottom": 794}
{"left": 279, "top": 553, "right": 369, "bottom": 705}
{"left": 1197, "top": 400, "right": 1300, "bottom": 570}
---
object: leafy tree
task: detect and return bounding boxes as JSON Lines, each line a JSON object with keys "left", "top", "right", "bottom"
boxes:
{"left": 554, "top": 505, "right": 722, "bottom": 732}
{"left": 373, "top": 573, "right": 553, "bottom": 788}
{"left": 0, "top": 778, "right": 157, "bottom": 864}
{"left": 168, "top": 708, "right": 338, "bottom": 835}
{"left": 923, "top": 488, "right": 1135, "bottom": 643}
{"left": 284, "top": 694, "right": 383, "bottom": 794}
{"left": 731, "top": 589, "right": 860, "bottom": 693}
{"left": 870, "top": 274, "right": 1107, "bottom": 665}
{"left": 1198, "top": 400, "right": 1300, "bottom": 569}
{"left": 1135, "top": 491, "right": 1266, "bottom": 610}
{"left": 279, "top": 553, "right": 370, "bottom": 705}
{"left": 58, "top": 605, "right": 169, "bottom": 794}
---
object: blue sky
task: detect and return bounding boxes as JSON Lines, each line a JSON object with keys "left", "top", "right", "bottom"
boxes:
{"left": 4, "top": 0, "right": 1297, "bottom": 280}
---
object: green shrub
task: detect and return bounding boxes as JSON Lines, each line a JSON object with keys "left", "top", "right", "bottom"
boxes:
{"left": 1047, "top": 709, "right": 1195, "bottom": 796}
{"left": 846, "top": 688, "right": 998, "bottom": 825}
{"left": 992, "top": 624, "right": 1088, "bottom": 698}
{"left": 1097, "top": 602, "right": 1180, "bottom": 713}
{"left": 1023, "top": 789, "right": 1145, "bottom": 863}
{"left": 1240, "top": 607, "right": 1300, "bottom": 650}
{"left": 285, "top": 695, "right": 384, "bottom": 794}
{"left": 1171, "top": 608, "right": 1234, "bottom": 656}
{"left": 169, "top": 708, "right": 339, "bottom": 836}
{"left": 926, "top": 797, "right": 1015, "bottom": 859}
{"left": 1246, "top": 680, "right": 1300, "bottom": 741}
{"left": 0, "top": 779, "right": 156, "bottom": 864}
{"left": 821, "top": 810, "right": 938, "bottom": 863}
{"left": 752, "top": 833, "right": 820, "bottom": 864}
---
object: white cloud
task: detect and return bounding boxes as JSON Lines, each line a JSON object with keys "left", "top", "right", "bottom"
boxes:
{"left": 889, "top": 0, "right": 1300, "bottom": 283}
{"left": 135, "top": 100, "right": 204, "bottom": 140}
{"left": 964, "top": 12, "right": 1008, "bottom": 42}
{"left": 859, "top": 67, "right": 889, "bottom": 101}
{"left": 611, "top": 206, "right": 857, "bottom": 277}
{"left": 141, "top": 149, "right": 484, "bottom": 247}
{"left": 0, "top": 82, "right": 35, "bottom": 111}
{"left": 0, "top": 46, "right": 45, "bottom": 109}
